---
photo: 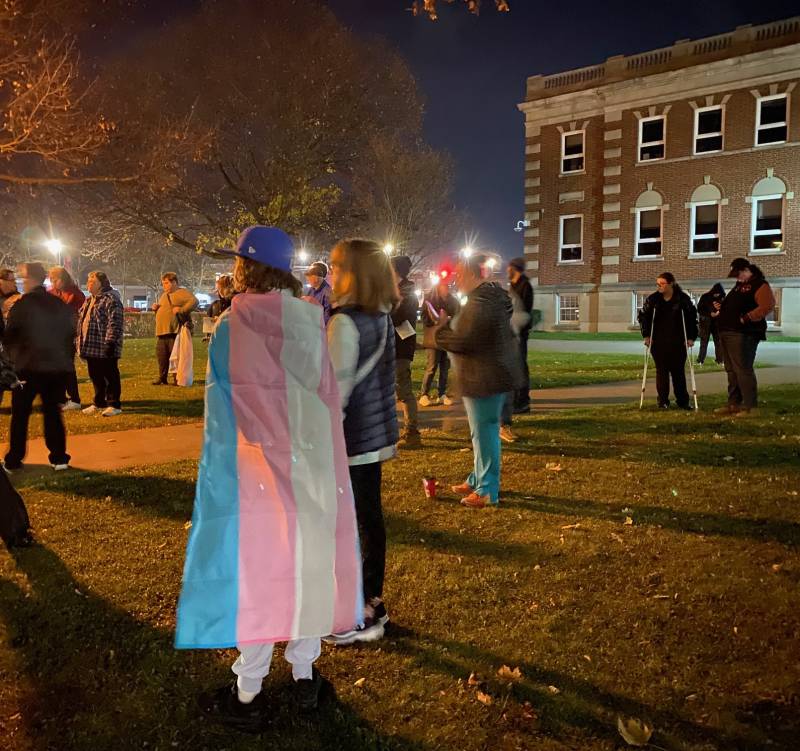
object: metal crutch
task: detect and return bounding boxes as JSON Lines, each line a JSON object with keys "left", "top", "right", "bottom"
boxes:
{"left": 681, "top": 308, "right": 699, "bottom": 410}
{"left": 639, "top": 307, "right": 655, "bottom": 409}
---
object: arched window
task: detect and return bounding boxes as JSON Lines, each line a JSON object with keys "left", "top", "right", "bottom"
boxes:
{"left": 634, "top": 190, "right": 663, "bottom": 259}
{"left": 688, "top": 183, "right": 722, "bottom": 256}
{"left": 751, "top": 176, "right": 787, "bottom": 254}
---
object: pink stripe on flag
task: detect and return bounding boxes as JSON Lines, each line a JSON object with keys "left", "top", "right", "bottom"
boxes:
{"left": 230, "top": 295, "right": 297, "bottom": 644}
{"left": 317, "top": 325, "right": 363, "bottom": 632}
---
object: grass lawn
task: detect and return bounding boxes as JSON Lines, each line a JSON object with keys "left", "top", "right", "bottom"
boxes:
{"left": 1, "top": 386, "right": 798, "bottom": 750}
{"left": 529, "top": 332, "right": 800, "bottom": 343}
{"left": 1, "top": 338, "right": 719, "bottom": 441}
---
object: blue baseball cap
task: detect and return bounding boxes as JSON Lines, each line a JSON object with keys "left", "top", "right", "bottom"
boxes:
{"left": 217, "top": 226, "right": 295, "bottom": 272}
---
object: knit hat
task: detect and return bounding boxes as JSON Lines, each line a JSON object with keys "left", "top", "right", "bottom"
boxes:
{"left": 508, "top": 257, "right": 526, "bottom": 273}
{"left": 305, "top": 261, "right": 328, "bottom": 279}
{"left": 391, "top": 255, "right": 412, "bottom": 279}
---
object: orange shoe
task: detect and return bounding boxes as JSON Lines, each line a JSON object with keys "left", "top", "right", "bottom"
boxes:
{"left": 451, "top": 482, "right": 474, "bottom": 495}
{"left": 460, "top": 493, "right": 496, "bottom": 509}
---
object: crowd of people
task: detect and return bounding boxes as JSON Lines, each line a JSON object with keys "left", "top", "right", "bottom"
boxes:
{"left": 0, "top": 226, "right": 777, "bottom": 731}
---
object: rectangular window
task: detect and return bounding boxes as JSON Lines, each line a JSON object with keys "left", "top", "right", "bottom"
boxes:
{"left": 690, "top": 202, "right": 720, "bottom": 254}
{"left": 751, "top": 195, "right": 783, "bottom": 253}
{"left": 558, "top": 294, "right": 580, "bottom": 323}
{"left": 632, "top": 291, "right": 649, "bottom": 324}
{"left": 756, "top": 94, "right": 788, "bottom": 145}
{"left": 638, "top": 116, "right": 665, "bottom": 161}
{"left": 559, "top": 215, "right": 583, "bottom": 262}
{"left": 635, "top": 208, "right": 663, "bottom": 257}
{"left": 767, "top": 289, "right": 782, "bottom": 327}
{"left": 561, "top": 130, "right": 585, "bottom": 173}
{"left": 694, "top": 106, "right": 724, "bottom": 154}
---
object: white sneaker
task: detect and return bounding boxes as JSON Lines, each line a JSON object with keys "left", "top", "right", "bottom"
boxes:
{"left": 442, "top": 395, "right": 454, "bottom": 406}
{"left": 101, "top": 407, "right": 122, "bottom": 417}
{"left": 419, "top": 395, "right": 431, "bottom": 407}
{"left": 61, "top": 401, "right": 82, "bottom": 412}
{"left": 51, "top": 464, "right": 70, "bottom": 471}
{"left": 82, "top": 405, "right": 100, "bottom": 415}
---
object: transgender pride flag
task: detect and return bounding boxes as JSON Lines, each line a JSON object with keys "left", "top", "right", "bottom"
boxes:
{"left": 175, "top": 291, "right": 362, "bottom": 649}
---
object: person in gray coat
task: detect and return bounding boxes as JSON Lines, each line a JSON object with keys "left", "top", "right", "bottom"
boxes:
{"left": 432, "top": 254, "right": 522, "bottom": 508}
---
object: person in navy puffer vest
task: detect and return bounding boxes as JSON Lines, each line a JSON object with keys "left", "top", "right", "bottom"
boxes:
{"left": 324, "top": 239, "right": 400, "bottom": 646}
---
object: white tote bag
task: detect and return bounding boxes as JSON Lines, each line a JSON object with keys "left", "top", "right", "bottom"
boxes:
{"left": 168, "top": 326, "right": 194, "bottom": 387}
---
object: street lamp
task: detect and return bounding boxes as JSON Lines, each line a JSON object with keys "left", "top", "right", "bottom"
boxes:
{"left": 485, "top": 258, "right": 497, "bottom": 270}
{"left": 461, "top": 246, "right": 473, "bottom": 258}
{"left": 383, "top": 243, "right": 394, "bottom": 256}
{"left": 298, "top": 250, "right": 309, "bottom": 264}
{"left": 45, "top": 238, "right": 63, "bottom": 266}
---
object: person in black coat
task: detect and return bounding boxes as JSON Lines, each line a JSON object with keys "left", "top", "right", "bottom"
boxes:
{"left": 696, "top": 282, "right": 725, "bottom": 365}
{"left": 3, "top": 262, "right": 75, "bottom": 470}
{"left": 638, "top": 272, "right": 698, "bottom": 410}
{"left": 390, "top": 255, "right": 420, "bottom": 447}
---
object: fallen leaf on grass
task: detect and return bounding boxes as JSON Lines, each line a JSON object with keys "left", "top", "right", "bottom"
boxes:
{"left": 497, "top": 665, "right": 523, "bottom": 682}
{"left": 545, "top": 462, "right": 563, "bottom": 472}
{"left": 624, "top": 516, "right": 634, "bottom": 526}
{"left": 476, "top": 690, "right": 493, "bottom": 706}
{"left": 560, "top": 523, "right": 581, "bottom": 530}
{"left": 547, "top": 685, "right": 560, "bottom": 694}
{"left": 610, "top": 533, "right": 625, "bottom": 544}
{"left": 771, "top": 563, "right": 783, "bottom": 573}
{"left": 617, "top": 716, "right": 653, "bottom": 747}
{"left": 354, "top": 677, "right": 366, "bottom": 688}
{"left": 723, "top": 456, "right": 734, "bottom": 462}
{"left": 582, "top": 654, "right": 592, "bottom": 662}
{"left": 467, "top": 672, "right": 480, "bottom": 687}
{"left": 184, "top": 521, "right": 192, "bottom": 530}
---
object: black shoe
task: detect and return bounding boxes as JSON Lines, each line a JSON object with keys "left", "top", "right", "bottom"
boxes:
{"left": 151, "top": 379, "right": 166, "bottom": 386}
{"left": 2, "top": 460, "right": 23, "bottom": 472}
{"left": 295, "top": 668, "right": 323, "bottom": 712}
{"left": 512, "top": 405, "right": 531, "bottom": 415}
{"left": 657, "top": 403, "right": 670, "bottom": 409}
{"left": 372, "top": 600, "right": 390, "bottom": 627}
{"left": 677, "top": 403, "right": 693, "bottom": 411}
{"left": 198, "top": 682, "right": 267, "bottom": 734}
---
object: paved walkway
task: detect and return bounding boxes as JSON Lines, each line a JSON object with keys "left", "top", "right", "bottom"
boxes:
{"left": 16, "top": 365, "right": 798, "bottom": 473}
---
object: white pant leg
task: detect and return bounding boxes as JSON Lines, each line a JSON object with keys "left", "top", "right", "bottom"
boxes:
{"left": 284, "top": 637, "right": 321, "bottom": 681}
{"left": 232, "top": 643, "right": 275, "bottom": 695}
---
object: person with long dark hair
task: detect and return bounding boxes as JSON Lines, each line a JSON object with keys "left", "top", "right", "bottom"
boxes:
{"left": 714, "top": 258, "right": 775, "bottom": 417}
{"left": 638, "top": 272, "right": 698, "bottom": 410}
{"left": 696, "top": 282, "right": 725, "bottom": 365}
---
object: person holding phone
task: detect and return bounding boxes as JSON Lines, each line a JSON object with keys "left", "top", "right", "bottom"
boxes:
{"left": 420, "top": 278, "right": 459, "bottom": 407}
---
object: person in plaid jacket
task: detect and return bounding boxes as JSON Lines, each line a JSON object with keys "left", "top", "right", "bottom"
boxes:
{"left": 77, "top": 271, "right": 124, "bottom": 417}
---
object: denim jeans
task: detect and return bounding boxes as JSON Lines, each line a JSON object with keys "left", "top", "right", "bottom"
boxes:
{"left": 718, "top": 331, "right": 760, "bottom": 409}
{"left": 463, "top": 393, "right": 505, "bottom": 503}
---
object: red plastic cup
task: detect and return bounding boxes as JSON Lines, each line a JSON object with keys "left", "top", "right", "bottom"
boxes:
{"left": 423, "top": 477, "right": 437, "bottom": 499}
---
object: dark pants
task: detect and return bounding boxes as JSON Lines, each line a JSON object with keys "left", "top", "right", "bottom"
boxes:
{"left": 350, "top": 462, "right": 385, "bottom": 603}
{"left": 514, "top": 330, "right": 531, "bottom": 410}
{"left": 61, "top": 361, "right": 81, "bottom": 404}
{"left": 697, "top": 318, "right": 721, "bottom": 365}
{"left": 5, "top": 372, "right": 70, "bottom": 467}
{"left": 719, "top": 331, "right": 760, "bottom": 409}
{"left": 156, "top": 334, "right": 177, "bottom": 384}
{"left": 652, "top": 347, "right": 689, "bottom": 407}
{"left": 421, "top": 348, "right": 450, "bottom": 398}
{"left": 86, "top": 357, "right": 121, "bottom": 409}
{"left": 501, "top": 392, "right": 513, "bottom": 427}
{"left": 395, "top": 358, "right": 418, "bottom": 433}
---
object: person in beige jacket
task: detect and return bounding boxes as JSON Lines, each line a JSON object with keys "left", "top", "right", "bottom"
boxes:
{"left": 151, "top": 272, "right": 198, "bottom": 385}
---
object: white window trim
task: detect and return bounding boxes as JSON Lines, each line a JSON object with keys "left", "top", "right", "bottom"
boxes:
{"left": 693, "top": 105, "right": 724, "bottom": 155}
{"left": 634, "top": 207, "right": 664, "bottom": 259}
{"left": 558, "top": 214, "right": 583, "bottom": 263}
{"left": 755, "top": 93, "right": 789, "bottom": 147}
{"left": 767, "top": 288, "right": 782, "bottom": 328}
{"left": 750, "top": 193, "right": 784, "bottom": 255}
{"left": 557, "top": 293, "right": 580, "bottom": 324}
{"left": 689, "top": 200, "right": 721, "bottom": 257}
{"left": 638, "top": 115, "right": 666, "bottom": 163}
{"left": 560, "top": 129, "right": 585, "bottom": 175}
{"left": 631, "top": 291, "right": 649, "bottom": 325}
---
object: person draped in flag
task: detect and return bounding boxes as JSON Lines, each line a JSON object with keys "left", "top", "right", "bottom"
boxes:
{"left": 175, "top": 226, "right": 362, "bottom": 731}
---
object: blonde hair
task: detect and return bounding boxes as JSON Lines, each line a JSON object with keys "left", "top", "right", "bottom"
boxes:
{"left": 232, "top": 257, "right": 301, "bottom": 297}
{"left": 49, "top": 265, "right": 76, "bottom": 288}
{"left": 330, "top": 239, "right": 399, "bottom": 314}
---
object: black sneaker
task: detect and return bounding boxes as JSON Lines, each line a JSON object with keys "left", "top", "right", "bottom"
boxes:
{"left": 512, "top": 405, "right": 531, "bottom": 415}
{"left": 323, "top": 598, "right": 387, "bottom": 646}
{"left": 295, "top": 668, "right": 323, "bottom": 712}
{"left": 151, "top": 379, "right": 166, "bottom": 386}
{"left": 198, "top": 682, "right": 267, "bottom": 734}
{"left": 657, "top": 403, "right": 670, "bottom": 409}
{"left": 677, "top": 403, "right": 694, "bottom": 411}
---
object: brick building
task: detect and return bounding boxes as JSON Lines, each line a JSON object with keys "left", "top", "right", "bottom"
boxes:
{"left": 517, "top": 17, "right": 800, "bottom": 335}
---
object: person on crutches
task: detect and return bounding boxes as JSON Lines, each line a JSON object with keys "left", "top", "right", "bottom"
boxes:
{"left": 638, "top": 273, "right": 698, "bottom": 410}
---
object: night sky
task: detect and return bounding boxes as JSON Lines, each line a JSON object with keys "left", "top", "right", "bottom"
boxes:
{"left": 129, "top": 0, "right": 799, "bottom": 260}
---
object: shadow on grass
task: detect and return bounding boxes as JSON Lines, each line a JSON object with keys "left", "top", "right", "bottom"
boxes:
{"left": 503, "top": 492, "right": 800, "bottom": 547}
{"left": 115, "top": 398, "right": 204, "bottom": 417}
{"left": 383, "top": 625, "right": 781, "bottom": 750}
{"left": 0, "top": 544, "right": 429, "bottom": 751}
